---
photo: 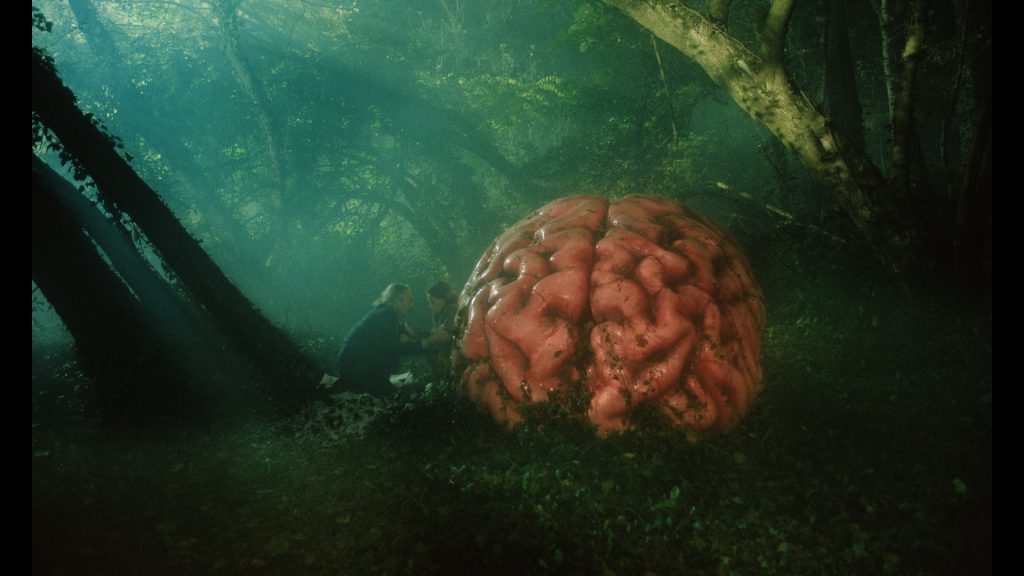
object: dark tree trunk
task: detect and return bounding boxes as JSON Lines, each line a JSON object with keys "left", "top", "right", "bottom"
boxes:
{"left": 824, "top": 0, "right": 866, "bottom": 151}
{"left": 34, "top": 156, "right": 177, "bottom": 314}
{"left": 955, "top": 0, "right": 992, "bottom": 294}
{"left": 67, "top": 0, "right": 258, "bottom": 272}
{"left": 32, "top": 50, "right": 322, "bottom": 402}
{"left": 32, "top": 156, "right": 195, "bottom": 421}
{"left": 32, "top": 156, "right": 235, "bottom": 364}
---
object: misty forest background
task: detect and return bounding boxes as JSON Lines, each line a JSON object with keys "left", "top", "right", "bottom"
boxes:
{"left": 33, "top": 1, "right": 990, "bottom": 575}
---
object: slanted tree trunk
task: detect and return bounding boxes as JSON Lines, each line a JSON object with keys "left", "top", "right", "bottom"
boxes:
{"left": 32, "top": 50, "right": 322, "bottom": 401}
{"left": 67, "top": 0, "right": 257, "bottom": 271}
{"left": 33, "top": 155, "right": 237, "bottom": 362}
{"left": 603, "top": 0, "right": 932, "bottom": 292}
{"left": 34, "top": 156, "right": 175, "bottom": 313}
{"left": 33, "top": 156, "right": 195, "bottom": 420}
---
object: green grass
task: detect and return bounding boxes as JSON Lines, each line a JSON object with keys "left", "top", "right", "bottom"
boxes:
{"left": 32, "top": 232, "right": 991, "bottom": 575}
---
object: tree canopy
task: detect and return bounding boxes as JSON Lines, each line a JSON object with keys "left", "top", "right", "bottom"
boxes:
{"left": 32, "top": 0, "right": 990, "bottom": 338}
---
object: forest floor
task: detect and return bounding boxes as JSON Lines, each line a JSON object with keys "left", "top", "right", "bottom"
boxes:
{"left": 32, "top": 229, "right": 991, "bottom": 576}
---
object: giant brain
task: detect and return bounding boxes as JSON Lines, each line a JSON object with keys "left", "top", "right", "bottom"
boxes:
{"left": 454, "top": 195, "right": 766, "bottom": 434}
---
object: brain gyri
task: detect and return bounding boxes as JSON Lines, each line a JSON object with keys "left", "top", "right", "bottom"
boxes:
{"left": 455, "top": 195, "right": 766, "bottom": 434}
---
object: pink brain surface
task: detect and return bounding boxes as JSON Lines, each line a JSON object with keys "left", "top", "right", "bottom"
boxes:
{"left": 454, "top": 194, "right": 766, "bottom": 435}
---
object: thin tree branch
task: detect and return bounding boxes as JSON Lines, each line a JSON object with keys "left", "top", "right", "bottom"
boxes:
{"left": 125, "top": 0, "right": 212, "bottom": 21}
{"left": 215, "top": 0, "right": 285, "bottom": 209}
{"left": 696, "top": 185, "right": 848, "bottom": 244}
{"left": 650, "top": 34, "right": 679, "bottom": 143}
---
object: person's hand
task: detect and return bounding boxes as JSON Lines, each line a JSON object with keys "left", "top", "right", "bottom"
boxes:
{"left": 401, "top": 322, "right": 417, "bottom": 338}
{"left": 422, "top": 327, "right": 452, "bottom": 346}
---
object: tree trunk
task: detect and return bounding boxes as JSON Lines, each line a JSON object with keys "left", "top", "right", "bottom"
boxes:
{"left": 603, "top": 0, "right": 931, "bottom": 291}
{"left": 34, "top": 156, "right": 175, "bottom": 313}
{"left": 67, "top": 0, "right": 257, "bottom": 271}
{"left": 875, "top": 0, "right": 901, "bottom": 137}
{"left": 824, "top": 0, "right": 866, "bottom": 151}
{"left": 955, "top": 0, "right": 992, "bottom": 292}
{"left": 33, "top": 50, "right": 322, "bottom": 400}
{"left": 889, "top": 0, "right": 925, "bottom": 201}
{"left": 33, "top": 156, "right": 195, "bottom": 421}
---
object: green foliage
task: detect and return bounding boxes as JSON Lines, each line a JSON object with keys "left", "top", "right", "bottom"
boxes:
{"left": 32, "top": 2, "right": 992, "bottom": 572}
{"left": 32, "top": 6, "right": 53, "bottom": 32}
{"left": 31, "top": 0, "right": 990, "bottom": 332}
{"left": 33, "top": 210, "right": 992, "bottom": 574}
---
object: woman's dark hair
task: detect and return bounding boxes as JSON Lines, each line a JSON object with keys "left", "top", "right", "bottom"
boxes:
{"left": 427, "top": 281, "right": 457, "bottom": 303}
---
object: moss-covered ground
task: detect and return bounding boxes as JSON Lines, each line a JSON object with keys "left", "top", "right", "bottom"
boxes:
{"left": 32, "top": 230, "right": 991, "bottom": 575}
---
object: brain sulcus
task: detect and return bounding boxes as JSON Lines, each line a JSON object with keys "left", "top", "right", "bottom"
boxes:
{"left": 454, "top": 195, "right": 766, "bottom": 434}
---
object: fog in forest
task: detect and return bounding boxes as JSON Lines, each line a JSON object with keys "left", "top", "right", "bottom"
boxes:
{"left": 32, "top": 1, "right": 800, "bottom": 353}
{"left": 33, "top": 1, "right": 990, "bottom": 574}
